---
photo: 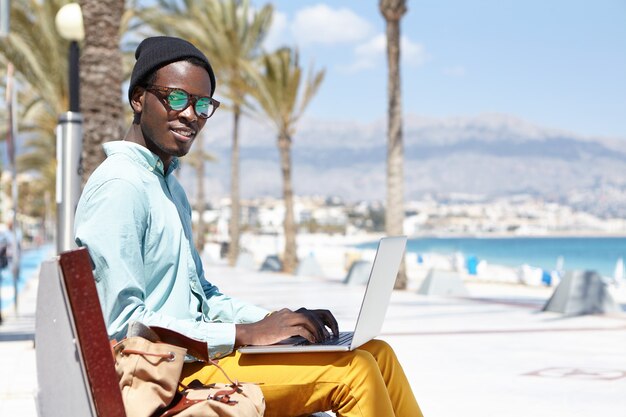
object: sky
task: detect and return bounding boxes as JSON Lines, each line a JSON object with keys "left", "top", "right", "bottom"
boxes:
{"left": 247, "top": 0, "right": 626, "bottom": 139}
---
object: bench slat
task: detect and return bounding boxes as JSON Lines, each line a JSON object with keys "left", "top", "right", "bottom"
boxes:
{"left": 58, "top": 248, "right": 126, "bottom": 417}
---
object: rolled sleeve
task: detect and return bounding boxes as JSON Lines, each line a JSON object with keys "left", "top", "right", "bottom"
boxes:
{"left": 204, "top": 322, "right": 236, "bottom": 359}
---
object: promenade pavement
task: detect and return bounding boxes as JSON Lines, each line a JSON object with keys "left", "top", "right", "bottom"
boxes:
{"left": 1, "top": 256, "right": 626, "bottom": 416}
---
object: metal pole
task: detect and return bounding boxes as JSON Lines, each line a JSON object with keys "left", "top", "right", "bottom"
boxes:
{"left": 0, "top": 0, "right": 10, "bottom": 324}
{"left": 68, "top": 40, "right": 80, "bottom": 112}
{"left": 10, "top": 186, "right": 19, "bottom": 314}
{"left": 56, "top": 112, "right": 83, "bottom": 253}
{"left": 9, "top": 64, "right": 20, "bottom": 314}
{"left": 2, "top": 62, "right": 17, "bottom": 320}
{"left": 0, "top": 0, "right": 9, "bottom": 38}
{"left": 56, "top": 37, "right": 82, "bottom": 254}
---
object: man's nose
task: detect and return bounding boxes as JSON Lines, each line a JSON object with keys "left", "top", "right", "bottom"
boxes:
{"left": 179, "top": 104, "right": 197, "bottom": 122}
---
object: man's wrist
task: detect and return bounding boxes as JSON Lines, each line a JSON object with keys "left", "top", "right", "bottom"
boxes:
{"left": 234, "top": 323, "right": 250, "bottom": 348}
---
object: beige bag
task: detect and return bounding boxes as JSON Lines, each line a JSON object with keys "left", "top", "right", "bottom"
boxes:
{"left": 113, "top": 336, "right": 187, "bottom": 417}
{"left": 160, "top": 379, "right": 265, "bottom": 417}
{"left": 112, "top": 322, "right": 265, "bottom": 417}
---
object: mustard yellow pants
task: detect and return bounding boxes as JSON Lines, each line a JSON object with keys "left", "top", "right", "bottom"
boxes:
{"left": 181, "top": 339, "right": 423, "bottom": 417}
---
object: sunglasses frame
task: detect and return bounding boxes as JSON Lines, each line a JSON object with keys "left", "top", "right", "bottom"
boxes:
{"left": 145, "top": 84, "right": 220, "bottom": 119}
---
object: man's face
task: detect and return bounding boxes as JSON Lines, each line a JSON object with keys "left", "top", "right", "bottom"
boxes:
{"left": 136, "top": 61, "right": 212, "bottom": 168}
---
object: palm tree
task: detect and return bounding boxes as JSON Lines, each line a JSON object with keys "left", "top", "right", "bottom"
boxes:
{"left": 250, "top": 48, "right": 324, "bottom": 274}
{"left": 184, "top": 134, "right": 216, "bottom": 253}
{"left": 0, "top": 0, "right": 70, "bottom": 228}
{"left": 79, "top": 0, "right": 126, "bottom": 183}
{"left": 138, "top": 0, "right": 273, "bottom": 266}
{"left": 380, "top": 0, "right": 408, "bottom": 289}
{"left": 0, "top": 0, "right": 69, "bottom": 112}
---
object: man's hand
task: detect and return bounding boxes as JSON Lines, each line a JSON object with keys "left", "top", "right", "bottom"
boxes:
{"left": 235, "top": 308, "right": 339, "bottom": 347}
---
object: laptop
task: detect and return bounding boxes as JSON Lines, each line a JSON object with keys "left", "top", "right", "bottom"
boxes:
{"left": 238, "top": 236, "right": 407, "bottom": 354}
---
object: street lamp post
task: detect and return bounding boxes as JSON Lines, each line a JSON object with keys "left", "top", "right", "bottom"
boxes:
{"left": 55, "top": 3, "right": 84, "bottom": 254}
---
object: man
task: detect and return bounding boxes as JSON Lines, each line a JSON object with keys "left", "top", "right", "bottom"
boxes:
{"left": 75, "top": 36, "right": 422, "bottom": 417}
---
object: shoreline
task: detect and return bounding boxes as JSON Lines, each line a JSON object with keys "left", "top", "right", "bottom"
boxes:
{"left": 408, "top": 232, "right": 626, "bottom": 239}
{"left": 201, "top": 232, "right": 626, "bottom": 291}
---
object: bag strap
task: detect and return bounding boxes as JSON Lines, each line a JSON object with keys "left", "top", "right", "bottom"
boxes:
{"left": 119, "top": 348, "right": 178, "bottom": 362}
{"left": 159, "top": 392, "right": 202, "bottom": 417}
{"left": 159, "top": 381, "right": 240, "bottom": 417}
{"left": 180, "top": 381, "right": 240, "bottom": 404}
{"left": 149, "top": 326, "right": 211, "bottom": 363}
{"left": 148, "top": 325, "right": 241, "bottom": 388}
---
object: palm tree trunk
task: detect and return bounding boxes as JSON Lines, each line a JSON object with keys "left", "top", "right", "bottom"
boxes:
{"left": 227, "top": 107, "right": 241, "bottom": 266}
{"left": 194, "top": 135, "right": 206, "bottom": 253}
{"left": 79, "top": 0, "right": 125, "bottom": 184}
{"left": 278, "top": 132, "right": 297, "bottom": 274}
{"left": 381, "top": 0, "right": 407, "bottom": 289}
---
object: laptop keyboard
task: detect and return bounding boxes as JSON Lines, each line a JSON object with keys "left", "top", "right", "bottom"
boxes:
{"left": 295, "top": 331, "right": 353, "bottom": 346}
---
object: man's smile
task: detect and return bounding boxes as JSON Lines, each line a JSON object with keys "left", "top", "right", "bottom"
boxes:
{"left": 170, "top": 126, "right": 196, "bottom": 141}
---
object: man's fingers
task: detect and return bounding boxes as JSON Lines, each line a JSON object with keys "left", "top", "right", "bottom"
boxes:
{"left": 292, "top": 325, "right": 317, "bottom": 343}
{"left": 273, "top": 309, "right": 318, "bottom": 340}
{"left": 306, "top": 308, "right": 339, "bottom": 337}
{"left": 319, "top": 310, "right": 339, "bottom": 337}
{"left": 293, "top": 308, "right": 326, "bottom": 341}
{"left": 267, "top": 307, "right": 339, "bottom": 343}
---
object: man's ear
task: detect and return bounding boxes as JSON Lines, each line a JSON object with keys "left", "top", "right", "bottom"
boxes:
{"left": 130, "top": 87, "right": 145, "bottom": 114}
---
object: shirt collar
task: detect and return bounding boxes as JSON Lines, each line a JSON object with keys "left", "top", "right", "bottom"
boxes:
{"left": 103, "top": 141, "right": 179, "bottom": 176}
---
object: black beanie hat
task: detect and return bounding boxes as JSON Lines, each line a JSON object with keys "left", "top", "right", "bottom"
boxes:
{"left": 128, "top": 36, "right": 216, "bottom": 107}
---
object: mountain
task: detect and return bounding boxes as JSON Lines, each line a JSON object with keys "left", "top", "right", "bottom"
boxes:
{"left": 179, "top": 113, "right": 626, "bottom": 217}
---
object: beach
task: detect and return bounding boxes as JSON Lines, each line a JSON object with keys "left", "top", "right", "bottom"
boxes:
{"left": 208, "top": 232, "right": 626, "bottom": 295}
{"left": 2, "top": 234, "right": 626, "bottom": 416}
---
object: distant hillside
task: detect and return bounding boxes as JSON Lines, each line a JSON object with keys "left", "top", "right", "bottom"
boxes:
{"left": 180, "top": 113, "right": 626, "bottom": 217}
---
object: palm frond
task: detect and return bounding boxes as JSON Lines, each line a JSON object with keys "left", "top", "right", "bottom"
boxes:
{"left": 249, "top": 47, "right": 324, "bottom": 138}
{"left": 0, "top": 0, "right": 73, "bottom": 217}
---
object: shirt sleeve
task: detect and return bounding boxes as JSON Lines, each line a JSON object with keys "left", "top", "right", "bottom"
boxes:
{"left": 74, "top": 177, "right": 256, "bottom": 358}
{"left": 199, "top": 274, "right": 270, "bottom": 323}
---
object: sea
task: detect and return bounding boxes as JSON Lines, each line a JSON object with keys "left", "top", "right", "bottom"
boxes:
{"left": 0, "top": 244, "right": 54, "bottom": 312}
{"left": 357, "top": 236, "right": 626, "bottom": 277}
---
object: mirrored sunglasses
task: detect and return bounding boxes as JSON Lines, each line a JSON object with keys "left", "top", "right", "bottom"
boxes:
{"left": 146, "top": 85, "right": 220, "bottom": 119}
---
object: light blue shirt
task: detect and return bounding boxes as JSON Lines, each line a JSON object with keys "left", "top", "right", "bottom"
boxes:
{"left": 74, "top": 141, "right": 269, "bottom": 358}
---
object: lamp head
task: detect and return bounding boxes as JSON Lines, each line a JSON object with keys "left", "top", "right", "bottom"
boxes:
{"left": 55, "top": 3, "right": 84, "bottom": 41}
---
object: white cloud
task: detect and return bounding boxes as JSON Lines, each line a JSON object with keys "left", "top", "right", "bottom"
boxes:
{"left": 345, "top": 33, "right": 385, "bottom": 72}
{"left": 291, "top": 4, "right": 373, "bottom": 45}
{"left": 263, "top": 10, "right": 289, "bottom": 50}
{"left": 341, "top": 33, "right": 427, "bottom": 73}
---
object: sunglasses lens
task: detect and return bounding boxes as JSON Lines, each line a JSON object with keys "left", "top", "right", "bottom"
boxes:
{"left": 195, "top": 98, "right": 212, "bottom": 118}
{"left": 167, "top": 90, "right": 189, "bottom": 111}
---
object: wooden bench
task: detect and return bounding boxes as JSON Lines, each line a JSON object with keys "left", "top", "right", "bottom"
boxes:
{"left": 34, "top": 248, "right": 331, "bottom": 417}
{"left": 35, "top": 247, "right": 125, "bottom": 416}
